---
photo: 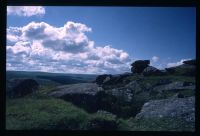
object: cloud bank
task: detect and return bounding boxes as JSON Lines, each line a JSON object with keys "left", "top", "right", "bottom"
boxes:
{"left": 7, "top": 6, "right": 45, "bottom": 17}
{"left": 7, "top": 21, "right": 131, "bottom": 74}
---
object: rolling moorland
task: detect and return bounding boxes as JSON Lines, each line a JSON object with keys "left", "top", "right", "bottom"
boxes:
{"left": 6, "top": 59, "right": 195, "bottom": 131}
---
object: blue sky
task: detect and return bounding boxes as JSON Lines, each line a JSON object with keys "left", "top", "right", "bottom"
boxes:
{"left": 6, "top": 6, "right": 196, "bottom": 74}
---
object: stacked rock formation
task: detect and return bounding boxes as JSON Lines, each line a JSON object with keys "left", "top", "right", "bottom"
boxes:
{"left": 131, "top": 60, "right": 150, "bottom": 73}
{"left": 130, "top": 60, "right": 165, "bottom": 76}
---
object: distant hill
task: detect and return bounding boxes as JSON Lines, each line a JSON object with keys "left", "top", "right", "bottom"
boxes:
{"left": 6, "top": 71, "right": 97, "bottom": 86}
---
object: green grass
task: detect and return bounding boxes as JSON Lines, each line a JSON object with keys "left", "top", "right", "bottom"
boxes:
{"left": 118, "top": 118, "right": 195, "bottom": 131}
{"left": 93, "top": 111, "right": 116, "bottom": 121}
{"left": 180, "top": 89, "right": 195, "bottom": 97}
{"left": 6, "top": 97, "right": 120, "bottom": 130}
{"left": 86, "top": 112, "right": 118, "bottom": 130}
{"left": 6, "top": 97, "right": 195, "bottom": 131}
{"left": 170, "top": 66, "right": 195, "bottom": 76}
{"left": 6, "top": 98, "right": 90, "bottom": 130}
{"left": 34, "top": 85, "right": 57, "bottom": 97}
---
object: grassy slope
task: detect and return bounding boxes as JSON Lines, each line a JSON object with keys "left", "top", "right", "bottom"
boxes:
{"left": 6, "top": 96, "right": 195, "bottom": 131}
{"left": 6, "top": 73, "right": 195, "bottom": 131}
{"left": 6, "top": 98, "right": 89, "bottom": 130}
{"left": 6, "top": 85, "right": 117, "bottom": 130}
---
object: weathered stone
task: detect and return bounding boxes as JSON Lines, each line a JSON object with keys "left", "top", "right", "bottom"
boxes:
{"left": 131, "top": 60, "right": 150, "bottom": 73}
{"left": 125, "top": 81, "right": 143, "bottom": 94}
{"left": 49, "top": 83, "right": 103, "bottom": 97}
{"left": 6, "top": 78, "right": 39, "bottom": 98}
{"left": 131, "top": 67, "right": 137, "bottom": 73}
{"left": 142, "top": 66, "right": 163, "bottom": 76}
{"left": 131, "top": 60, "right": 150, "bottom": 67}
{"left": 103, "top": 76, "right": 111, "bottom": 84}
{"left": 183, "top": 82, "right": 195, "bottom": 86}
{"left": 108, "top": 87, "right": 133, "bottom": 102}
{"left": 95, "top": 74, "right": 112, "bottom": 85}
{"left": 135, "top": 96, "right": 195, "bottom": 122}
{"left": 125, "top": 80, "right": 152, "bottom": 94}
{"left": 172, "top": 93, "right": 185, "bottom": 98}
{"left": 152, "top": 81, "right": 195, "bottom": 92}
{"left": 154, "top": 79, "right": 172, "bottom": 86}
{"left": 102, "top": 73, "right": 132, "bottom": 85}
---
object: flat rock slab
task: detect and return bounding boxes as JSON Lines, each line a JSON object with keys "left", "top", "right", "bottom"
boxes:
{"left": 48, "top": 83, "right": 103, "bottom": 98}
{"left": 48, "top": 83, "right": 106, "bottom": 113}
{"left": 135, "top": 96, "right": 195, "bottom": 122}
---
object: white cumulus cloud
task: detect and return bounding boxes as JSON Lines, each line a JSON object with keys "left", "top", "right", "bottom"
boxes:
{"left": 6, "top": 21, "right": 131, "bottom": 74}
{"left": 7, "top": 6, "right": 45, "bottom": 17}
{"left": 152, "top": 56, "right": 159, "bottom": 62}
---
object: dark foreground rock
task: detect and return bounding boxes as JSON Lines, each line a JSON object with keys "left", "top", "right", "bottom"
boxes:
{"left": 48, "top": 83, "right": 104, "bottom": 111}
{"left": 48, "top": 83, "right": 111, "bottom": 112}
{"left": 165, "top": 64, "right": 195, "bottom": 76}
{"left": 183, "top": 59, "right": 196, "bottom": 65}
{"left": 49, "top": 83, "right": 139, "bottom": 117}
{"left": 135, "top": 96, "right": 195, "bottom": 122}
{"left": 6, "top": 78, "right": 39, "bottom": 98}
{"left": 86, "top": 117, "right": 118, "bottom": 130}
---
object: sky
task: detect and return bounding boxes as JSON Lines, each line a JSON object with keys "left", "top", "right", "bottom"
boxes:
{"left": 6, "top": 6, "right": 196, "bottom": 74}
